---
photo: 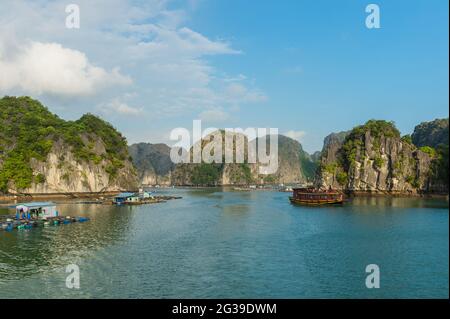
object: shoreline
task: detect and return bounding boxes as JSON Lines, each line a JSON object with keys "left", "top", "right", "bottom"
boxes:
{"left": 1, "top": 187, "right": 448, "bottom": 202}
{"left": 0, "top": 191, "right": 126, "bottom": 202}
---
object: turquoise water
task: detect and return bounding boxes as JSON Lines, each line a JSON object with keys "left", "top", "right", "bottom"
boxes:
{"left": 0, "top": 189, "right": 448, "bottom": 298}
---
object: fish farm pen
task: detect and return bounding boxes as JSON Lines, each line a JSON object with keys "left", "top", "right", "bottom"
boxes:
{"left": 0, "top": 216, "right": 90, "bottom": 231}
{"left": 0, "top": 202, "right": 89, "bottom": 232}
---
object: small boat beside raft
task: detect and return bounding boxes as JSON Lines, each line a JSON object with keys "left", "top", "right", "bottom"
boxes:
{"left": 289, "top": 187, "right": 344, "bottom": 206}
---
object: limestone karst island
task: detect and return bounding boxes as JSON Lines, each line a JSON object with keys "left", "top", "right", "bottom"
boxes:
{"left": 1, "top": 97, "right": 447, "bottom": 199}
{"left": 0, "top": 0, "right": 448, "bottom": 302}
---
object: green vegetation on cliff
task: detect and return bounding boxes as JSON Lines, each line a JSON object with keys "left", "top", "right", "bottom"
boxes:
{"left": 412, "top": 118, "right": 449, "bottom": 190}
{"left": 412, "top": 118, "right": 449, "bottom": 148}
{"left": 319, "top": 120, "right": 409, "bottom": 188}
{"left": 299, "top": 146, "right": 318, "bottom": 181}
{"left": 340, "top": 120, "right": 399, "bottom": 171}
{"left": 167, "top": 133, "right": 317, "bottom": 186}
{"left": 433, "top": 144, "right": 449, "bottom": 187}
{"left": 318, "top": 119, "right": 449, "bottom": 193}
{"left": 0, "top": 96, "right": 132, "bottom": 193}
{"left": 191, "top": 164, "right": 222, "bottom": 186}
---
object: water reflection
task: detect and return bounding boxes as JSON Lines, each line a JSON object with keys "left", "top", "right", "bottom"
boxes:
{"left": 0, "top": 203, "right": 135, "bottom": 280}
{"left": 0, "top": 190, "right": 448, "bottom": 298}
{"left": 348, "top": 196, "right": 449, "bottom": 209}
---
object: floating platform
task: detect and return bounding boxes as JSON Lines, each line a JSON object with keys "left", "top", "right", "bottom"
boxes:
{"left": 0, "top": 216, "right": 89, "bottom": 232}
{"left": 113, "top": 195, "right": 182, "bottom": 206}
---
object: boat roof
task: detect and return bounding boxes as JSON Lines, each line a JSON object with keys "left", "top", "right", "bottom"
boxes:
{"left": 14, "top": 202, "right": 56, "bottom": 208}
{"left": 293, "top": 188, "right": 341, "bottom": 194}
{"left": 115, "top": 192, "right": 137, "bottom": 198}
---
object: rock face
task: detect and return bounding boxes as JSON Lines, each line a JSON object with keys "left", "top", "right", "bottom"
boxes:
{"left": 323, "top": 131, "right": 349, "bottom": 151}
{"left": 0, "top": 96, "right": 138, "bottom": 194}
{"left": 170, "top": 131, "right": 256, "bottom": 186}
{"left": 412, "top": 118, "right": 449, "bottom": 148}
{"left": 254, "top": 135, "right": 316, "bottom": 184}
{"left": 25, "top": 139, "right": 137, "bottom": 193}
{"left": 320, "top": 131, "right": 349, "bottom": 165}
{"left": 412, "top": 118, "right": 449, "bottom": 193}
{"left": 131, "top": 132, "right": 317, "bottom": 186}
{"left": 128, "top": 143, "right": 174, "bottom": 186}
{"left": 316, "top": 120, "right": 447, "bottom": 194}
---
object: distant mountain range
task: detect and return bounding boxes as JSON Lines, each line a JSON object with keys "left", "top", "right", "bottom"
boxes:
{"left": 0, "top": 96, "right": 448, "bottom": 195}
{"left": 129, "top": 132, "right": 318, "bottom": 186}
{"left": 129, "top": 119, "right": 448, "bottom": 194}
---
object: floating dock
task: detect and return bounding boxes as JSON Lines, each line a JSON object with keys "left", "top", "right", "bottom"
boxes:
{"left": 0, "top": 216, "right": 89, "bottom": 231}
{"left": 113, "top": 194, "right": 182, "bottom": 206}
{"left": 0, "top": 201, "right": 89, "bottom": 232}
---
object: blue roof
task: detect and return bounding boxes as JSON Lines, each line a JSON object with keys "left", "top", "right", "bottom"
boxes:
{"left": 115, "top": 192, "right": 136, "bottom": 198}
{"left": 15, "top": 202, "right": 56, "bottom": 208}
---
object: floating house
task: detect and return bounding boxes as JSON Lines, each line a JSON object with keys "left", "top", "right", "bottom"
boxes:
{"left": 14, "top": 202, "right": 58, "bottom": 219}
{"left": 113, "top": 190, "right": 155, "bottom": 205}
{"left": 114, "top": 192, "right": 139, "bottom": 204}
{"left": 138, "top": 189, "right": 153, "bottom": 199}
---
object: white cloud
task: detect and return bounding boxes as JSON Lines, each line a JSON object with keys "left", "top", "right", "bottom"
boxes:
{"left": 285, "top": 130, "right": 306, "bottom": 142}
{"left": 225, "top": 83, "right": 267, "bottom": 103}
{"left": 199, "top": 108, "right": 230, "bottom": 122}
{"left": 98, "top": 98, "right": 143, "bottom": 116}
{"left": 0, "top": 0, "right": 268, "bottom": 143}
{"left": 128, "top": 25, "right": 239, "bottom": 61}
{"left": 0, "top": 41, "right": 131, "bottom": 96}
{"left": 224, "top": 74, "right": 247, "bottom": 82}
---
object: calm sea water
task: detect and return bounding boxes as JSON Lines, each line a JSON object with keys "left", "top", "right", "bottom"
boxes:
{"left": 0, "top": 188, "right": 448, "bottom": 299}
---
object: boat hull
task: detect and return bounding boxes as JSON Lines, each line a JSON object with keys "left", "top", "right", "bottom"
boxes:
{"left": 289, "top": 196, "right": 344, "bottom": 206}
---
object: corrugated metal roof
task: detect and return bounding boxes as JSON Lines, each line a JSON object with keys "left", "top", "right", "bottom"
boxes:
{"left": 15, "top": 202, "right": 56, "bottom": 208}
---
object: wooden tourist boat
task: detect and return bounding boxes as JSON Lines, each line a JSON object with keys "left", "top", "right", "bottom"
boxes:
{"left": 289, "top": 187, "right": 344, "bottom": 206}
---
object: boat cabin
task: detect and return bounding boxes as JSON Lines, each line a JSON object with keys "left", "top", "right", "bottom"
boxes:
{"left": 15, "top": 202, "right": 58, "bottom": 219}
{"left": 290, "top": 188, "right": 344, "bottom": 205}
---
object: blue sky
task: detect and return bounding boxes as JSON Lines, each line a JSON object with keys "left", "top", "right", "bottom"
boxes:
{"left": 0, "top": 0, "right": 448, "bottom": 152}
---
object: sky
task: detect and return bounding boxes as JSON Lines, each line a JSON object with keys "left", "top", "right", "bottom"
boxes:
{"left": 0, "top": 0, "right": 448, "bottom": 153}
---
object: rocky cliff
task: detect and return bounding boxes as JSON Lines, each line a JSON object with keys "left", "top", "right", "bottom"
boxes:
{"left": 253, "top": 134, "right": 316, "bottom": 184}
{"left": 128, "top": 143, "right": 174, "bottom": 186}
{"left": 131, "top": 132, "right": 317, "bottom": 186}
{"left": 0, "top": 96, "right": 138, "bottom": 194}
{"left": 316, "top": 120, "right": 448, "bottom": 195}
{"left": 412, "top": 118, "right": 449, "bottom": 148}
{"left": 412, "top": 118, "right": 449, "bottom": 193}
